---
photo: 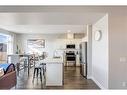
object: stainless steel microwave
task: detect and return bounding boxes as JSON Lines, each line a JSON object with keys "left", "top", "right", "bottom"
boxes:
{"left": 66, "top": 44, "right": 75, "bottom": 49}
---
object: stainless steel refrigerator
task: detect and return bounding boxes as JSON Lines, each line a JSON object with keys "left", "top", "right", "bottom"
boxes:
{"left": 79, "top": 42, "right": 87, "bottom": 78}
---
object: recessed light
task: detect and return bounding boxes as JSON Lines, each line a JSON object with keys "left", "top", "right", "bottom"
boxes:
{"left": 67, "top": 30, "right": 71, "bottom": 33}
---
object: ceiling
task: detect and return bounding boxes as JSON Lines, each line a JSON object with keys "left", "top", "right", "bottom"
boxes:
{"left": 0, "top": 6, "right": 108, "bottom": 34}
{"left": 0, "top": 13, "right": 105, "bottom": 25}
{"left": 0, "top": 12, "right": 105, "bottom": 34}
{"left": 0, "top": 25, "right": 86, "bottom": 34}
{"left": 0, "top": 6, "right": 126, "bottom": 13}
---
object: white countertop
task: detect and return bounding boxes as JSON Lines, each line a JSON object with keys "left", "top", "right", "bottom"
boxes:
{"left": 40, "top": 57, "right": 63, "bottom": 64}
{"left": 8, "top": 54, "right": 30, "bottom": 56}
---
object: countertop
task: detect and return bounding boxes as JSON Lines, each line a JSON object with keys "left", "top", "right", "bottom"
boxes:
{"left": 40, "top": 57, "right": 63, "bottom": 64}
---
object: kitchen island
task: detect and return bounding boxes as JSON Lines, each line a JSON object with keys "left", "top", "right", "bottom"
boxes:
{"left": 40, "top": 58, "right": 64, "bottom": 86}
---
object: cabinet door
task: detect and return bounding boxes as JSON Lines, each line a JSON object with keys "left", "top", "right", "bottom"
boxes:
{"left": 46, "top": 63, "right": 63, "bottom": 86}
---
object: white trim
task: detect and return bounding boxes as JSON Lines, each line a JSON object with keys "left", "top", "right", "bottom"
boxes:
{"left": 90, "top": 76, "right": 107, "bottom": 90}
{"left": 87, "top": 75, "right": 92, "bottom": 79}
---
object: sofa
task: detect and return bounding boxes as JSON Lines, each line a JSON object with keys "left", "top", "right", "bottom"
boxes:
{"left": 0, "top": 63, "right": 17, "bottom": 89}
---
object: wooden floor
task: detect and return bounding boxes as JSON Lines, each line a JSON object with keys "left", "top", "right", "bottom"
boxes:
{"left": 15, "top": 66, "right": 100, "bottom": 89}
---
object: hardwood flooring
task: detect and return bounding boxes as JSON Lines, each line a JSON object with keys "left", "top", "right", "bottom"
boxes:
{"left": 15, "top": 66, "right": 100, "bottom": 89}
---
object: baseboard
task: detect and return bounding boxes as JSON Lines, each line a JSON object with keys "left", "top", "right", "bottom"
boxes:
{"left": 90, "top": 76, "right": 107, "bottom": 90}
{"left": 87, "top": 75, "right": 92, "bottom": 79}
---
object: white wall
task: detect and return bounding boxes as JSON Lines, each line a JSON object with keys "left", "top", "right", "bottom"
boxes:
{"left": 16, "top": 34, "right": 82, "bottom": 58}
{"left": 108, "top": 13, "right": 127, "bottom": 89}
{"left": 92, "top": 14, "right": 108, "bottom": 89}
{"left": 90, "top": 13, "right": 127, "bottom": 89}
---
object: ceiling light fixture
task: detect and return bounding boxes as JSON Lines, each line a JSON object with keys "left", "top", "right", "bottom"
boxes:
{"left": 67, "top": 30, "right": 73, "bottom": 39}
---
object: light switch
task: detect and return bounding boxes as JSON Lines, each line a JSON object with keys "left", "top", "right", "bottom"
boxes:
{"left": 122, "top": 82, "right": 126, "bottom": 87}
{"left": 120, "top": 57, "right": 126, "bottom": 62}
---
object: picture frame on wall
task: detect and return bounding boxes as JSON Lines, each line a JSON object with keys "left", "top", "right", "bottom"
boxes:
{"left": 27, "top": 39, "right": 45, "bottom": 48}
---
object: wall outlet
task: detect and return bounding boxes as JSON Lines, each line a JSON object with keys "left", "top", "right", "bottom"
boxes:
{"left": 120, "top": 57, "right": 126, "bottom": 62}
{"left": 122, "top": 82, "right": 126, "bottom": 87}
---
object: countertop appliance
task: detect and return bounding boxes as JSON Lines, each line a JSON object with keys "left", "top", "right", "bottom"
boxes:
{"left": 66, "top": 44, "right": 75, "bottom": 49}
{"left": 79, "top": 42, "right": 87, "bottom": 78}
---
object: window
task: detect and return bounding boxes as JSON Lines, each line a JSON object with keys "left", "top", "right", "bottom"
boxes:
{"left": 7, "top": 35, "right": 13, "bottom": 54}
{"left": 0, "top": 33, "right": 13, "bottom": 55}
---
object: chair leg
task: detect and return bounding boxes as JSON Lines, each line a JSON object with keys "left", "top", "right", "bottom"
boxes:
{"left": 36, "top": 68, "right": 38, "bottom": 78}
{"left": 32, "top": 68, "right": 36, "bottom": 83}
{"left": 40, "top": 69, "right": 42, "bottom": 83}
{"left": 40, "top": 69, "right": 43, "bottom": 89}
{"left": 43, "top": 67, "right": 46, "bottom": 88}
{"left": 37, "top": 68, "right": 39, "bottom": 83}
{"left": 43, "top": 66, "right": 46, "bottom": 80}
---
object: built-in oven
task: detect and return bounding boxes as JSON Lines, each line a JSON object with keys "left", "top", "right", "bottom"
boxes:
{"left": 65, "top": 51, "right": 76, "bottom": 66}
{"left": 66, "top": 52, "right": 76, "bottom": 61}
{"left": 65, "top": 44, "right": 76, "bottom": 66}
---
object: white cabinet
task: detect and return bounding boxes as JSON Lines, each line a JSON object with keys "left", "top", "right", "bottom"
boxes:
{"left": 46, "top": 63, "right": 63, "bottom": 86}
{"left": 41, "top": 58, "right": 63, "bottom": 86}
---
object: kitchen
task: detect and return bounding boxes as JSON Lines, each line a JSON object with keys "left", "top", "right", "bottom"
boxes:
{"left": 3, "top": 29, "right": 88, "bottom": 88}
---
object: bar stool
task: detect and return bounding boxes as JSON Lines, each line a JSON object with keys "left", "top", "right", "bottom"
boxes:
{"left": 32, "top": 63, "right": 46, "bottom": 88}
{"left": 40, "top": 63, "right": 46, "bottom": 80}
{"left": 32, "top": 64, "right": 43, "bottom": 84}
